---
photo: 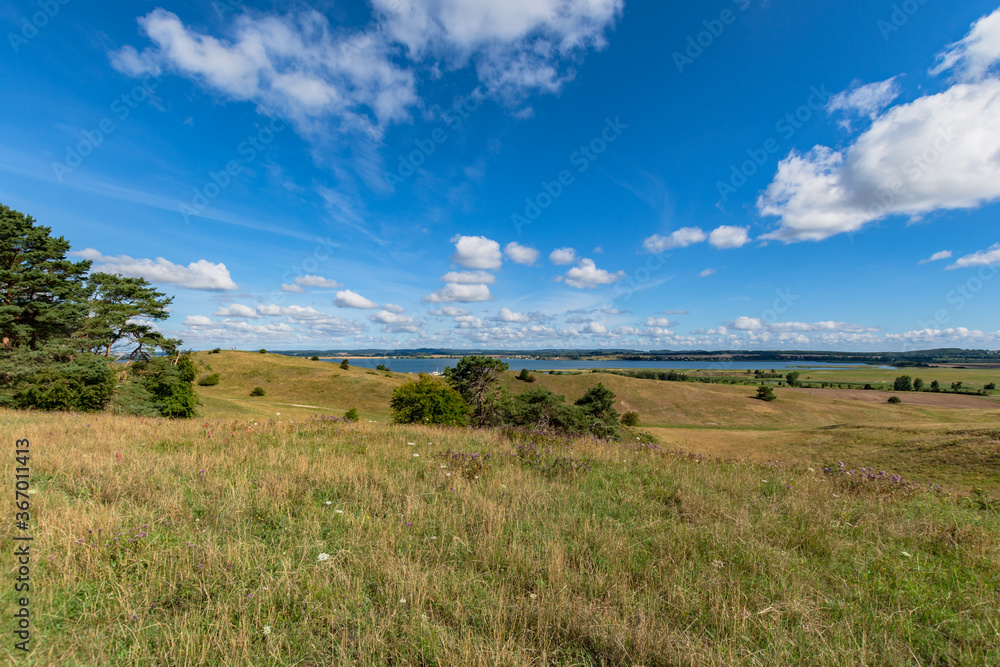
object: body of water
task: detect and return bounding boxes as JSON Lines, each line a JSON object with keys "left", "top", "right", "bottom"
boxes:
{"left": 326, "top": 358, "right": 883, "bottom": 374}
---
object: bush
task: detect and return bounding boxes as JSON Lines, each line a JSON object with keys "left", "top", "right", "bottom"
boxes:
{"left": 390, "top": 374, "right": 469, "bottom": 426}
{"left": 620, "top": 411, "right": 640, "bottom": 427}
{"left": 343, "top": 408, "right": 359, "bottom": 422}
{"left": 376, "top": 364, "right": 389, "bottom": 371}
{"left": 13, "top": 352, "right": 116, "bottom": 412}
{"left": 340, "top": 359, "right": 349, "bottom": 370}
{"left": 197, "top": 373, "right": 220, "bottom": 386}
{"left": 310, "top": 356, "right": 319, "bottom": 361}
{"left": 985, "top": 382, "right": 996, "bottom": 391}
{"left": 259, "top": 349, "right": 267, "bottom": 354}
{"left": 893, "top": 375, "right": 913, "bottom": 391}
{"left": 756, "top": 385, "right": 776, "bottom": 401}
{"left": 114, "top": 355, "right": 199, "bottom": 418}
{"left": 250, "top": 386, "right": 265, "bottom": 396}
{"left": 517, "top": 368, "right": 535, "bottom": 382}
{"left": 209, "top": 348, "right": 221, "bottom": 354}
{"left": 887, "top": 396, "right": 902, "bottom": 404}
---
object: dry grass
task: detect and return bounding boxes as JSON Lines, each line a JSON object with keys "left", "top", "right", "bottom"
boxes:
{"left": 3, "top": 408, "right": 999, "bottom": 665}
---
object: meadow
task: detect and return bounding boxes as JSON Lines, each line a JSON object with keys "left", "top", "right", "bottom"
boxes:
{"left": 3, "top": 351, "right": 999, "bottom": 665}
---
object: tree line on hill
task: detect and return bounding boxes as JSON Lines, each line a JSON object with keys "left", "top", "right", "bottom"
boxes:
{"left": 0, "top": 204, "right": 197, "bottom": 417}
{"left": 389, "top": 357, "right": 637, "bottom": 440}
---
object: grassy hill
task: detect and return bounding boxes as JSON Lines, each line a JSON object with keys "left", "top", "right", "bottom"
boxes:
{"left": 5, "top": 409, "right": 999, "bottom": 665}
{"left": 189, "top": 352, "right": 1000, "bottom": 490}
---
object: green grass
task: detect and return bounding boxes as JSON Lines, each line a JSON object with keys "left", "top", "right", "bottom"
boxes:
{"left": 3, "top": 409, "right": 999, "bottom": 665}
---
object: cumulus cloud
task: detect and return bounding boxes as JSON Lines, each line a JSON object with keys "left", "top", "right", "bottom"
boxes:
{"left": 497, "top": 307, "right": 531, "bottom": 323}
{"left": 280, "top": 283, "right": 306, "bottom": 293}
{"left": 759, "top": 9, "right": 1000, "bottom": 243}
{"left": 642, "top": 227, "right": 706, "bottom": 252}
{"left": 183, "top": 315, "right": 214, "bottom": 327}
{"left": 504, "top": 242, "right": 539, "bottom": 265}
{"left": 708, "top": 226, "right": 750, "bottom": 249}
{"left": 563, "top": 258, "right": 625, "bottom": 289}
{"left": 919, "top": 250, "right": 953, "bottom": 264}
{"left": 451, "top": 235, "right": 502, "bottom": 269}
{"left": 214, "top": 304, "right": 261, "bottom": 318}
{"left": 425, "top": 283, "right": 493, "bottom": 302}
{"left": 282, "top": 275, "right": 341, "bottom": 291}
{"left": 334, "top": 289, "right": 379, "bottom": 309}
{"left": 371, "top": 0, "right": 623, "bottom": 104}
{"left": 947, "top": 243, "right": 1000, "bottom": 269}
{"left": 699, "top": 268, "right": 716, "bottom": 278}
{"left": 427, "top": 305, "right": 471, "bottom": 317}
{"left": 441, "top": 270, "right": 497, "bottom": 284}
{"left": 728, "top": 317, "right": 879, "bottom": 333}
{"left": 549, "top": 247, "right": 577, "bottom": 265}
{"left": 645, "top": 317, "right": 673, "bottom": 327}
{"left": 383, "top": 303, "right": 405, "bottom": 313}
{"left": 370, "top": 310, "right": 422, "bottom": 333}
{"left": 827, "top": 78, "right": 902, "bottom": 118}
{"left": 72, "top": 248, "right": 237, "bottom": 290}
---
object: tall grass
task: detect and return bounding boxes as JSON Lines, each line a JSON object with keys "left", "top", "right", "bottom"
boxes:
{"left": 3, "top": 409, "right": 998, "bottom": 665}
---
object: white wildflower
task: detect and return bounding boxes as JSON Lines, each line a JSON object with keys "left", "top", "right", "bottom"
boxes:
{"left": 263, "top": 625, "right": 272, "bottom": 635}
{"left": 317, "top": 553, "right": 330, "bottom": 562}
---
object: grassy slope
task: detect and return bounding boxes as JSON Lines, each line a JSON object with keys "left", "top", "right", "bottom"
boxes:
{"left": 5, "top": 410, "right": 999, "bottom": 665}
{"left": 192, "top": 353, "right": 1000, "bottom": 490}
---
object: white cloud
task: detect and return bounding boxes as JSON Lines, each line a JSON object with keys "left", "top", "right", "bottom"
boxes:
{"left": 441, "top": 270, "right": 497, "bottom": 284}
{"left": 296, "top": 275, "right": 342, "bottom": 289}
{"left": 183, "top": 315, "right": 214, "bottom": 327}
{"left": 661, "top": 309, "right": 689, "bottom": 315}
{"left": 930, "top": 7, "right": 1000, "bottom": 83}
{"left": 699, "top": 268, "right": 716, "bottom": 278}
{"left": 827, "top": 78, "right": 902, "bottom": 118}
{"left": 730, "top": 316, "right": 764, "bottom": 331}
{"left": 72, "top": 248, "right": 237, "bottom": 290}
{"left": 111, "top": 9, "right": 417, "bottom": 138}
{"left": 370, "top": 310, "right": 422, "bottom": 333}
{"left": 947, "top": 243, "right": 1000, "bottom": 269}
{"left": 563, "top": 258, "right": 625, "bottom": 289}
{"left": 708, "top": 226, "right": 750, "bottom": 249}
{"left": 760, "top": 10, "right": 1000, "bottom": 243}
{"left": 580, "top": 321, "right": 607, "bottom": 334}
{"left": 504, "top": 242, "right": 539, "bottom": 265}
{"left": 642, "top": 227, "right": 706, "bottom": 252}
{"left": 334, "top": 289, "right": 379, "bottom": 309}
{"left": 427, "top": 305, "right": 471, "bottom": 317}
{"left": 549, "top": 247, "right": 577, "bottom": 265}
{"left": 280, "top": 283, "right": 306, "bottom": 293}
{"left": 451, "top": 235, "right": 502, "bottom": 269}
{"left": 645, "top": 317, "right": 673, "bottom": 327}
{"left": 371, "top": 0, "right": 623, "bottom": 104}
{"left": 424, "top": 283, "right": 493, "bottom": 302}
{"left": 498, "top": 307, "right": 531, "bottom": 323}
{"left": 214, "top": 304, "right": 261, "bottom": 318}
{"left": 919, "top": 250, "right": 953, "bottom": 264}
{"left": 384, "top": 303, "right": 405, "bottom": 313}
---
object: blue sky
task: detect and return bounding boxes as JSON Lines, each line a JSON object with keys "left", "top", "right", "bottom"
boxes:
{"left": 2, "top": 0, "right": 1000, "bottom": 351}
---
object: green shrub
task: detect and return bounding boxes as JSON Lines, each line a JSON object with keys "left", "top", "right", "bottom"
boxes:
{"left": 756, "top": 385, "right": 776, "bottom": 401}
{"left": 197, "top": 373, "right": 220, "bottom": 386}
{"left": 115, "top": 355, "right": 199, "bottom": 418}
{"left": 621, "top": 411, "right": 640, "bottom": 427}
{"left": 340, "top": 359, "right": 350, "bottom": 370}
{"left": 517, "top": 368, "right": 535, "bottom": 382}
{"left": 250, "top": 386, "right": 265, "bottom": 396}
{"left": 390, "top": 374, "right": 469, "bottom": 426}
{"left": 343, "top": 408, "right": 359, "bottom": 422}
{"left": 985, "top": 382, "right": 996, "bottom": 391}
{"left": 310, "top": 355, "right": 319, "bottom": 361}
{"left": 259, "top": 349, "right": 267, "bottom": 354}
{"left": 209, "top": 348, "right": 221, "bottom": 354}
{"left": 13, "top": 352, "right": 116, "bottom": 412}
{"left": 887, "top": 396, "right": 902, "bottom": 404}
